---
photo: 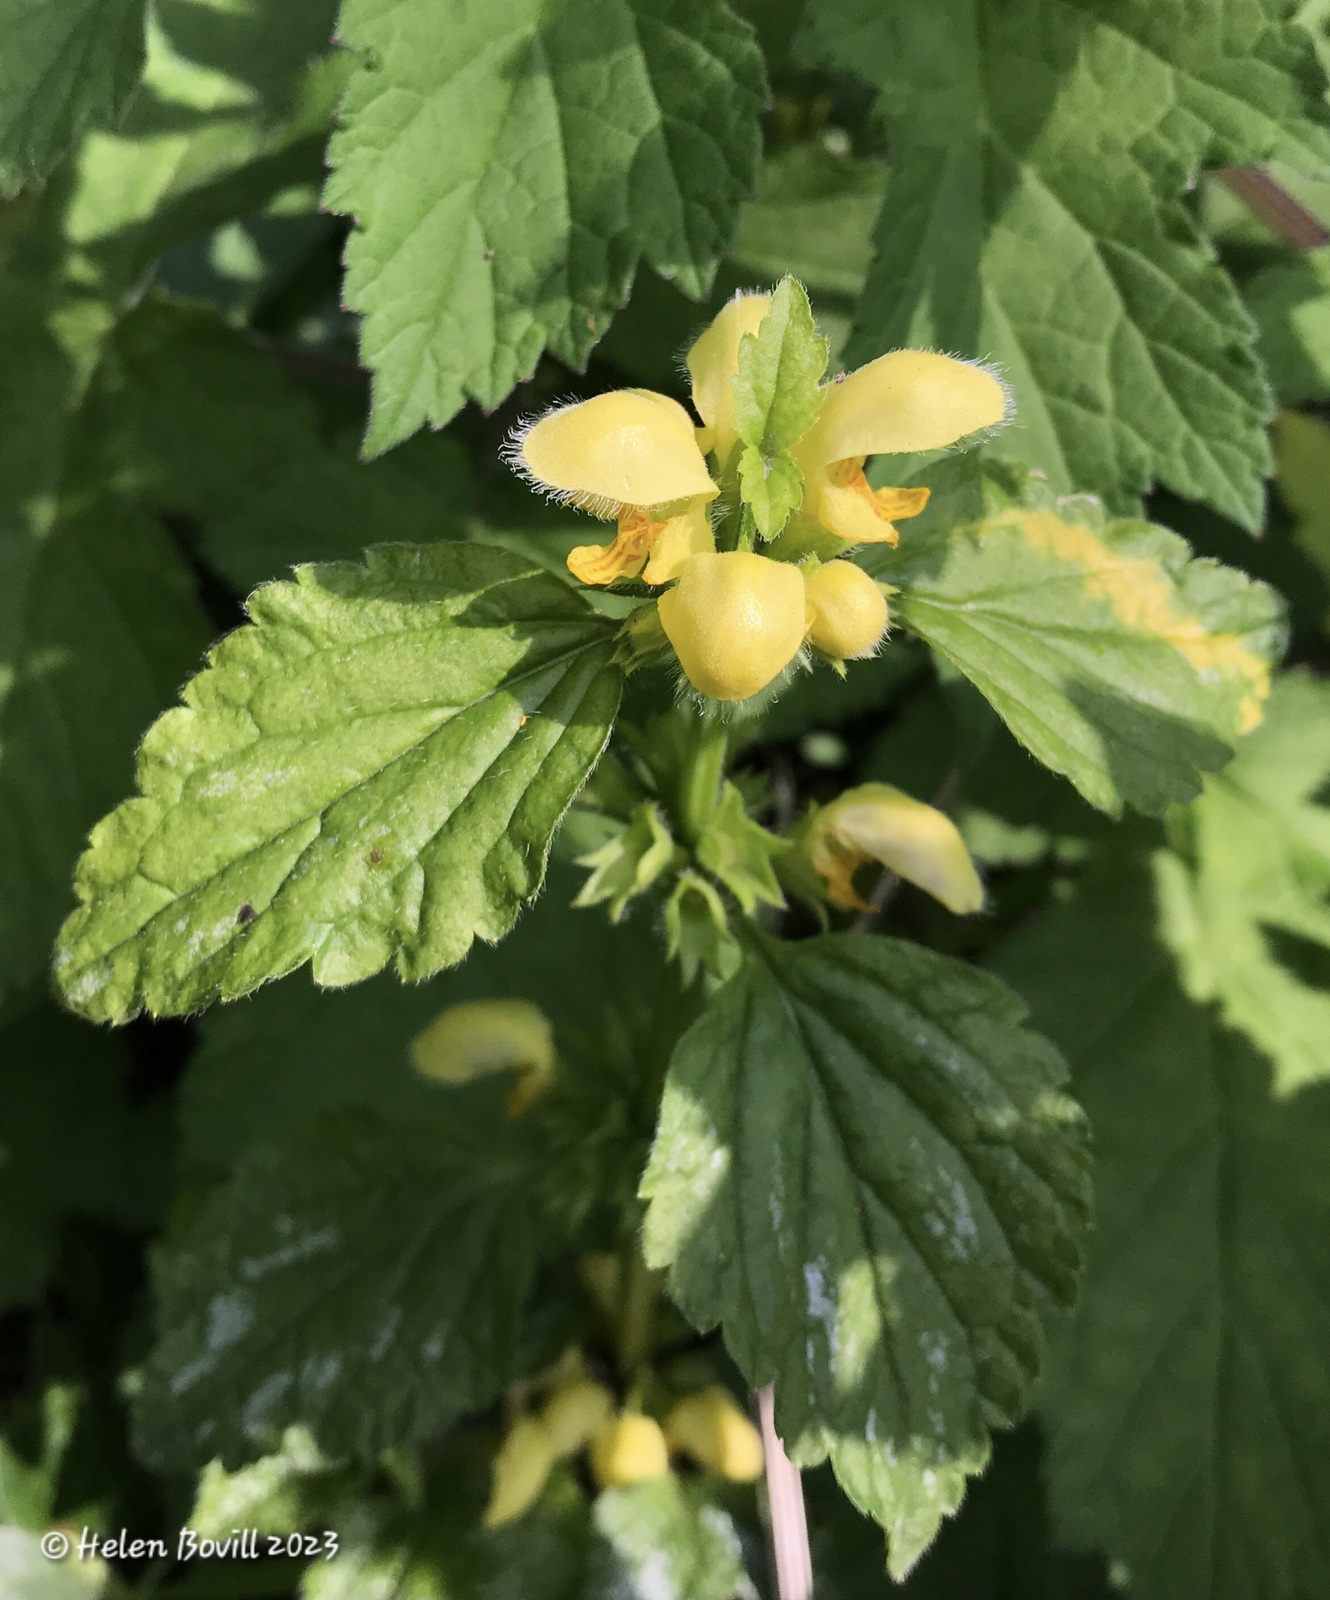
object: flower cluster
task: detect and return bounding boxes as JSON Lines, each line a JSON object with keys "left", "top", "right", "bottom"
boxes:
{"left": 484, "top": 1374, "right": 762, "bottom": 1528}
{"left": 510, "top": 288, "right": 1008, "bottom": 701}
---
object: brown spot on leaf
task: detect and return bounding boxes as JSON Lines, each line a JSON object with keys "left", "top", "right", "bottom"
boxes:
{"left": 368, "top": 847, "right": 386, "bottom": 866}
{"left": 236, "top": 904, "right": 256, "bottom": 924}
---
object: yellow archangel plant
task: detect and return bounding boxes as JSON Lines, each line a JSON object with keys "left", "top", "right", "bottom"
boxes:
{"left": 509, "top": 285, "right": 1009, "bottom": 701}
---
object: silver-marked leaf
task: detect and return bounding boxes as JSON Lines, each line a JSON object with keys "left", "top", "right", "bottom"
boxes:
{"left": 134, "top": 1103, "right": 539, "bottom": 1469}
{"left": 641, "top": 932, "right": 1092, "bottom": 1577}
{"left": 324, "top": 0, "right": 765, "bottom": 454}
{"left": 54, "top": 544, "right": 623, "bottom": 1023}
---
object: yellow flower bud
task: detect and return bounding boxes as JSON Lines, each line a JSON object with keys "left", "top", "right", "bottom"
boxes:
{"left": 805, "top": 782, "right": 984, "bottom": 915}
{"left": 483, "top": 1415, "right": 555, "bottom": 1529}
{"left": 410, "top": 999, "right": 555, "bottom": 1115}
{"left": 540, "top": 1378, "right": 615, "bottom": 1460}
{"left": 657, "top": 551, "right": 808, "bottom": 702}
{"left": 664, "top": 1386, "right": 763, "bottom": 1482}
{"left": 686, "top": 293, "right": 772, "bottom": 464}
{"left": 590, "top": 1412, "right": 671, "bottom": 1489}
{"left": 804, "top": 561, "right": 889, "bottom": 659}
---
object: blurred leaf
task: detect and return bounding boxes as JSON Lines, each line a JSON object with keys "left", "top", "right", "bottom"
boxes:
{"left": 0, "top": 1526, "right": 107, "bottom": 1599}
{"left": 1272, "top": 407, "right": 1330, "bottom": 624}
{"left": 799, "top": 0, "right": 1330, "bottom": 525}
{"left": 54, "top": 545, "right": 622, "bottom": 1023}
{"left": 325, "top": 0, "right": 766, "bottom": 454}
{"left": 862, "top": 460, "right": 1287, "bottom": 816}
{"left": 1160, "top": 670, "right": 1330, "bottom": 1091}
{"left": 0, "top": 1004, "right": 149, "bottom": 1309}
{"left": 0, "top": 279, "right": 210, "bottom": 1003}
{"left": 993, "top": 840, "right": 1330, "bottom": 1600}
{"left": 189, "top": 1427, "right": 335, "bottom": 1540}
{"left": 0, "top": 1387, "right": 80, "bottom": 1530}
{"left": 136, "top": 1101, "right": 543, "bottom": 1469}
{"left": 1246, "top": 246, "right": 1330, "bottom": 403}
{"left": 642, "top": 932, "right": 1092, "bottom": 1577}
{"left": 591, "top": 1478, "right": 755, "bottom": 1600}
{"left": 731, "top": 144, "right": 885, "bottom": 301}
{"left": 0, "top": 0, "right": 146, "bottom": 195}
{"left": 181, "top": 861, "right": 666, "bottom": 1175}
{"left": 95, "top": 295, "right": 471, "bottom": 592}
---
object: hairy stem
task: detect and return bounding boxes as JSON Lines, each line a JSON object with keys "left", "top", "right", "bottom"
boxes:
{"left": 616, "top": 1238, "right": 658, "bottom": 1376}
{"left": 678, "top": 716, "right": 729, "bottom": 845}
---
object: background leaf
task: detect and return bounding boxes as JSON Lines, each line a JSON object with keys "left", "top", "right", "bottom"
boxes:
{"left": 642, "top": 931, "right": 1092, "bottom": 1576}
{"left": 134, "top": 1099, "right": 542, "bottom": 1470}
{"left": 993, "top": 830, "right": 1330, "bottom": 1600}
{"left": 798, "top": 0, "right": 1330, "bottom": 525}
{"left": 324, "top": 0, "right": 766, "bottom": 453}
{"left": 0, "top": 0, "right": 147, "bottom": 194}
{"left": 54, "top": 544, "right": 623, "bottom": 1022}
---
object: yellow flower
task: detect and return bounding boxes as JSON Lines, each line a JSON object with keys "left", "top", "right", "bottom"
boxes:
{"left": 540, "top": 1378, "right": 615, "bottom": 1460}
{"left": 658, "top": 551, "right": 808, "bottom": 701}
{"left": 512, "top": 387, "right": 719, "bottom": 586}
{"left": 804, "top": 561, "right": 890, "bottom": 659}
{"left": 804, "top": 783, "right": 984, "bottom": 915}
{"left": 590, "top": 1412, "right": 671, "bottom": 1489}
{"left": 483, "top": 1415, "right": 555, "bottom": 1529}
{"left": 410, "top": 998, "right": 555, "bottom": 1116}
{"left": 509, "top": 288, "right": 1006, "bottom": 598}
{"left": 663, "top": 1386, "right": 763, "bottom": 1482}
{"left": 793, "top": 351, "right": 1008, "bottom": 546}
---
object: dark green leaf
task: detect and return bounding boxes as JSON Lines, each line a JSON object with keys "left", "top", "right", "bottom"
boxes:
{"left": 642, "top": 931, "right": 1092, "bottom": 1576}
{"left": 992, "top": 838, "right": 1330, "bottom": 1600}
{"left": 135, "top": 1105, "right": 541, "bottom": 1469}
{"left": 799, "top": 0, "right": 1330, "bottom": 525}
{"left": 0, "top": 0, "right": 146, "bottom": 194}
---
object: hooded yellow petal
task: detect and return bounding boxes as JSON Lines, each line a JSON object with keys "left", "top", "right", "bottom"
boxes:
{"left": 815, "top": 351, "right": 1008, "bottom": 462}
{"left": 686, "top": 293, "right": 772, "bottom": 465}
{"left": 518, "top": 389, "right": 717, "bottom": 512}
{"left": 809, "top": 783, "right": 983, "bottom": 915}
{"left": 591, "top": 1414, "right": 670, "bottom": 1489}
{"left": 411, "top": 999, "right": 555, "bottom": 1086}
{"left": 664, "top": 1387, "right": 763, "bottom": 1482}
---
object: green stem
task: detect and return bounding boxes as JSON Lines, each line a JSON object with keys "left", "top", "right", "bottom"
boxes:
{"left": 678, "top": 717, "right": 729, "bottom": 845}
{"left": 617, "top": 1238, "right": 658, "bottom": 1377}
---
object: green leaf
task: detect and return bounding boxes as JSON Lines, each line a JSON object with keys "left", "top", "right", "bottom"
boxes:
{"left": 46, "top": 0, "right": 343, "bottom": 295}
{"left": 0, "top": 1003, "right": 145, "bottom": 1310}
{"left": 189, "top": 1427, "right": 331, "bottom": 1541}
{"left": 732, "top": 276, "right": 829, "bottom": 457}
{"left": 54, "top": 544, "right": 623, "bottom": 1023}
{"left": 0, "top": 282, "right": 211, "bottom": 1002}
{"left": 592, "top": 1478, "right": 755, "bottom": 1600}
{"left": 738, "top": 446, "right": 806, "bottom": 539}
{"left": 731, "top": 144, "right": 886, "bottom": 301}
{"left": 92, "top": 295, "right": 472, "bottom": 593}
{"left": 325, "top": 0, "right": 766, "bottom": 455}
{"left": 861, "top": 460, "right": 1287, "bottom": 816}
{"left": 992, "top": 841, "right": 1330, "bottom": 1600}
{"left": 694, "top": 781, "right": 785, "bottom": 913}
{"left": 641, "top": 932, "right": 1092, "bottom": 1577}
{"left": 135, "top": 1103, "right": 541, "bottom": 1470}
{"left": 1272, "top": 408, "right": 1330, "bottom": 628}
{"left": 798, "top": 0, "right": 1330, "bottom": 526}
{"left": 1159, "top": 670, "right": 1330, "bottom": 1091}
{"left": 180, "top": 861, "right": 661, "bottom": 1176}
{"left": 1246, "top": 247, "right": 1330, "bottom": 404}
{"left": 0, "top": 0, "right": 146, "bottom": 194}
